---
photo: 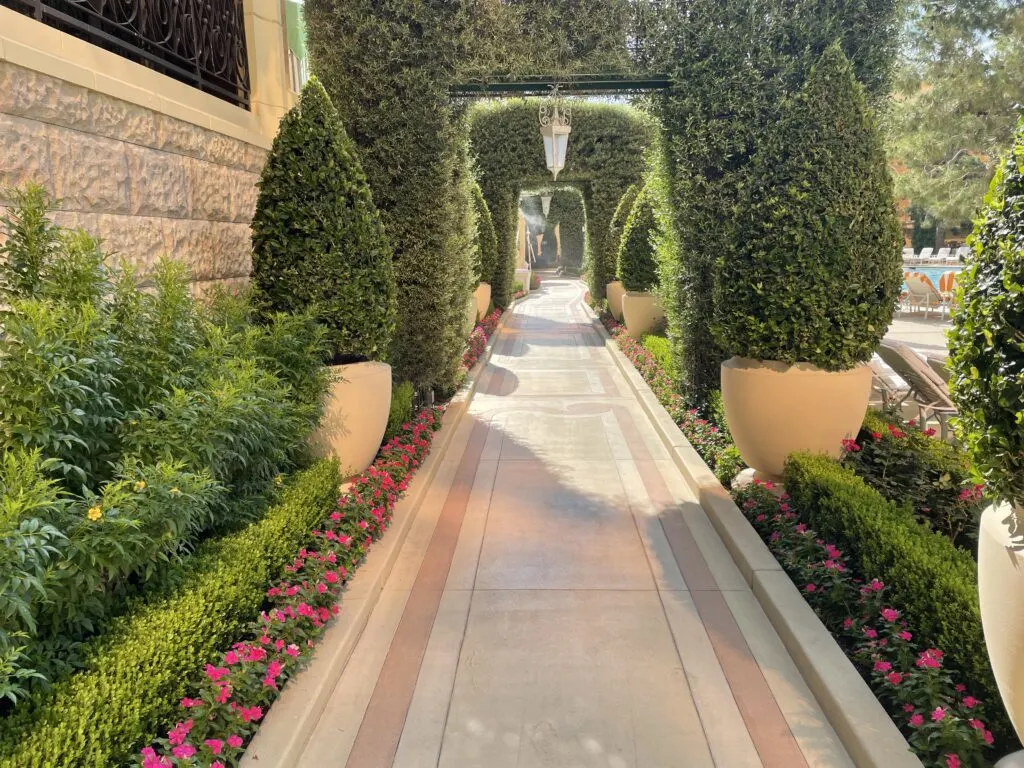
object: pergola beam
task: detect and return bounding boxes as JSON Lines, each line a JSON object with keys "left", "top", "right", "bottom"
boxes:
{"left": 450, "top": 74, "right": 671, "bottom": 98}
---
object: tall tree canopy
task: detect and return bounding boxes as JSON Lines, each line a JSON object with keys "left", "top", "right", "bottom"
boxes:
{"left": 887, "top": 0, "right": 1024, "bottom": 228}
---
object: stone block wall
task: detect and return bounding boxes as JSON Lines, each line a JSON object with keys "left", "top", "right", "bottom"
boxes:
{"left": 0, "top": 61, "right": 267, "bottom": 289}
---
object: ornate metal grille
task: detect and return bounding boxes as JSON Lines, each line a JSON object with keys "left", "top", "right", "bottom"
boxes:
{"left": 3, "top": 0, "right": 251, "bottom": 108}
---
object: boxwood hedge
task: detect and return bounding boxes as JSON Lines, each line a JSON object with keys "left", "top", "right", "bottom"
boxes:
{"left": 784, "top": 453, "right": 1013, "bottom": 747}
{"left": 0, "top": 460, "right": 341, "bottom": 768}
{"left": 617, "top": 184, "right": 658, "bottom": 292}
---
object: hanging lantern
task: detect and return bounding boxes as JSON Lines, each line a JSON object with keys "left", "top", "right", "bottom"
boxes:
{"left": 541, "top": 193, "right": 553, "bottom": 217}
{"left": 539, "top": 86, "right": 571, "bottom": 181}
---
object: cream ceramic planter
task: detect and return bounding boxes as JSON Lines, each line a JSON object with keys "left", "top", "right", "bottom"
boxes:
{"left": 473, "top": 282, "right": 491, "bottom": 321}
{"left": 310, "top": 361, "right": 392, "bottom": 477}
{"left": 621, "top": 291, "right": 665, "bottom": 338}
{"left": 515, "top": 267, "right": 532, "bottom": 294}
{"left": 979, "top": 502, "right": 1024, "bottom": 744}
{"left": 720, "top": 357, "right": 872, "bottom": 480}
{"left": 606, "top": 281, "right": 625, "bottom": 321}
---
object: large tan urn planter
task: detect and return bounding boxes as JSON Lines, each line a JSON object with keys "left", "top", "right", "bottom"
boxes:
{"left": 979, "top": 502, "right": 1024, "bottom": 745}
{"left": 310, "top": 361, "right": 392, "bottom": 477}
{"left": 621, "top": 291, "right": 665, "bottom": 338}
{"left": 515, "top": 267, "right": 532, "bottom": 295}
{"left": 720, "top": 357, "right": 872, "bottom": 480}
{"left": 606, "top": 281, "right": 625, "bottom": 321}
{"left": 473, "top": 282, "right": 491, "bottom": 321}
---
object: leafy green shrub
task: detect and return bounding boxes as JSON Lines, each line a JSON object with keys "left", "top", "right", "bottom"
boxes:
{"left": 617, "top": 184, "right": 659, "bottom": 292}
{"left": 472, "top": 181, "right": 498, "bottom": 286}
{"left": 0, "top": 187, "right": 330, "bottom": 703}
{"left": 605, "top": 184, "right": 640, "bottom": 286}
{"left": 545, "top": 188, "right": 588, "bottom": 269}
{"left": 784, "top": 452, "right": 1012, "bottom": 746}
{"left": 641, "top": 334, "right": 679, "bottom": 382}
{"left": 0, "top": 460, "right": 341, "bottom": 768}
{"left": 714, "top": 45, "right": 902, "bottom": 369}
{"left": 385, "top": 381, "right": 415, "bottom": 441}
{"left": 842, "top": 411, "right": 984, "bottom": 548}
{"left": 948, "top": 118, "right": 1024, "bottom": 508}
{"left": 250, "top": 76, "right": 396, "bottom": 364}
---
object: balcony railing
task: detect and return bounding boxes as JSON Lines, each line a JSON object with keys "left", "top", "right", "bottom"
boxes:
{"left": 3, "top": 0, "right": 250, "bottom": 108}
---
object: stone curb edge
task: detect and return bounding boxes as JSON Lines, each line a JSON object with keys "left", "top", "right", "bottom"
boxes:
{"left": 241, "top": 301, "right": 519, "bottom": 767}
{"left": 579, "top": 297, "right": 922, "bottom": 768}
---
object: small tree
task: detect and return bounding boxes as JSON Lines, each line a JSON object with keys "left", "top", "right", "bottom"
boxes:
{"left": 617, "top": 184, "right": 659, "bottom": 292}
{"left": 605, "top": 183, "right": 640, "bottom": 284}
{"left": 251, "top": 77, "right": 396, "bottom": 364}
{"left": 471, "top": 181, "right": 498, "bottom": 286}
{"left": 714, "top": 45, "right": 902, "bottom": 369}
{"left": 948, "top": 117, "right": 1024, "bottom": 508}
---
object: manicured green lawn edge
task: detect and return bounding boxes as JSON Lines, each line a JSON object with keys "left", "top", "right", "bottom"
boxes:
{"left": 0, "top": 459, "right": 341, "bottom": 768}
{"left": 784, "top": 453, "right": 1012, "bottom": 748}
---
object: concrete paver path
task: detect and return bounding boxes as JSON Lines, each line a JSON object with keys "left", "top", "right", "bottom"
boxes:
{"left": 301, "top": 279, "right": 852, "bottom": 768}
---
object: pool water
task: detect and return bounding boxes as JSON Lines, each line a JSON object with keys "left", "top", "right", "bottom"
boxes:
{"left": 903, "top": 265, "right": 962, "bottom": 288}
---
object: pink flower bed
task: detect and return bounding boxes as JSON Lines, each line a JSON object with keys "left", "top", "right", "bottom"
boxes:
{"left": 134, "top": 408, "right": 444, "bottom": 768}
{"left": 736, "top": 481, "right": 994, "bottom": 767}
{"left": 462, "top": 308, "right": 502, "bottom": 370}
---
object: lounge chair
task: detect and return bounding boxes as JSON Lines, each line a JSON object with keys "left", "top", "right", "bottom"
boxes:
{"left": 902, "top": 247, "right": 916, "bottom": 263}
{"left": 876, "top": 341, "right": 957, "bottom": 440}
{"left": 926, "top": 354, "right": 950, "bottom": 383}
{"left": 938, "top": 270, "right": 957, "bottom": 305}
{"left": 918, "top": 247, "right": 934, "bottom": 263}
{"left": 905, "top": 273, "right": 945, "bottom": 317}
{"left": 936, "top": 247, "right": 951, "bottom": 263}
{"left": 956, "top": 246, "right": 971, "bottom": 262}
{"left": 869, "top": 358, "right": 911, "bottom": 411}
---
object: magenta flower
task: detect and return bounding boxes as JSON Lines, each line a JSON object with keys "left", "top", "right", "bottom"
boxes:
{"left": 886, "top": 672, "right": 903, "bottom": 686}
{"left": 172, "top": 744, "right": 196, "bottom": 759}
{"left": 227, "top": 734, "right": 244, "bottom": 749}
{"left": 899, "top": 631, "right": 912, "bottom": 642}
{"left": 205, "top": 739, "right": 224, "bottom": 755}
{"left": 932, "top": 707, "right": 946, "bottom": 722}
{"left": 873, "top": 660, "right": 892, "bottom": 673}
{"left": 909, "top": 714, "right": 924, "bottom": 727}
{"left": 880, "top": 608, "right": 900, "bottom": 623}
{"left": 962, "top": 696, "right": 978, "bottom": 709}
{"left": 945, "top": 755, "right": 961, "bottom": 768}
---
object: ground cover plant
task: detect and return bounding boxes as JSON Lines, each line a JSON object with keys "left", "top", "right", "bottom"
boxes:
{"left": 736, "top": 478, "right": 996, "bottom": 767}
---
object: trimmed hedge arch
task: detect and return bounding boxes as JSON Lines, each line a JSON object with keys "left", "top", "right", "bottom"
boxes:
{"left": 468, "top": 100, "right": 653, "bottom": 307}
{"left": 520, "top": 188, "right": 588, "bottom": 269}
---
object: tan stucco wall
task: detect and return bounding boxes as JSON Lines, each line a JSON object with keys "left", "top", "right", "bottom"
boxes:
{"left": 0, "top": 2, "right": 298, "bottom": 288}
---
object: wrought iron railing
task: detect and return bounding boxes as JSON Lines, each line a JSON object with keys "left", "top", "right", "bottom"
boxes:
{"left": 3, "top": 0, "right": 250, "bottom": 108}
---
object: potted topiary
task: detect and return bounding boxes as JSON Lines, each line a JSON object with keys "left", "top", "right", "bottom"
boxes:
{"left": 251, "top": 77, "right": 397, "bottom": 476}
{"left": 714, "top": 46, "right": 902, "bottom": 480}
{"left": 605, "top": 183, "right": 640, "bottom": 321}
{"left": 949, "top": 117, "right": 1024, "bottom": 743}
{"left": 471, "top": 181, "right": 497, "bottom": 321}
{"left": 618, "top": 183, "right": 665, "bottom": 338}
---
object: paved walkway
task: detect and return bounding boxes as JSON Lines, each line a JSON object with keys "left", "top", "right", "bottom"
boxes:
{"left": 301, "top": 279, "right": 852, "bottom": 768}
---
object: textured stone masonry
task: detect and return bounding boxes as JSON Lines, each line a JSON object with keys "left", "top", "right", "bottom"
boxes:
{"left": 0, "top": 61, "right": 265, "bottom": 285}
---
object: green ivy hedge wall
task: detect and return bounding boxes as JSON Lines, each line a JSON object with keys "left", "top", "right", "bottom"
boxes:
{"left": 468, "top": 100, "right": 652, "bottom": 306}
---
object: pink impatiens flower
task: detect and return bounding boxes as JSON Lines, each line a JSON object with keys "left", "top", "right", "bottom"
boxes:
{"left": 909, "top": 714, "right": 924, "bottom": 727}
{"left": 962, "top": 696, "right": 978, "bottom": 709}
{"left": 172, "top": 744, "right": 196, "bottom": 760}
{"left": 227, "top": 734, "right": 244, "bottom": 749}
{"left": 946, "top": 755, "right": 961, "bottom": 768}
{"left": 886, "top": 672, "right": 903, "bottom": 686}
{"left": 932, "top": 707, "right": 946, "bottom": 722}
{"left": 873, "top": 661, "right": 892, "bottom": 673}
{"left": 880, "top": 608, "right": 900, "bottom": 623}
{"left": 205, "top": 739, "right": 224, "bottom": 755}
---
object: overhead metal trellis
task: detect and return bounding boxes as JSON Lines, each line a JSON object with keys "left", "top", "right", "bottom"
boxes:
{"left": 450, "top": 74, "right": 671, "bottom": 98}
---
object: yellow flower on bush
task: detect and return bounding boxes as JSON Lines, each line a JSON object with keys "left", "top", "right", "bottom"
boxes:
{"left": 169, "top": 487, "right": 181, "bottom": 496}
{"left": 274, "top": 474, "right": 284, "bottom": 487}
{"left": 134, "top": 480, "right": 146, "bottom": 492}
{"left": 87, "top": 505, "right": 103, "bottom": 522}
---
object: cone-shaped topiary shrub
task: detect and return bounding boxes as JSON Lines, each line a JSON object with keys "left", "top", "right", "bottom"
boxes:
{"left": 605, "top": 183, "right": 640, "bottom": 285}
{"left": 949, "top": 118, "right": 1024, "bottom": 507}
{"left": 251, "top": 76, "right": 396, "bottom": 365}
{"left": 617, "top": 184, "right": 659, "bottom": 292}
{"left": 471, "top": 181, "right": 498, "bottom": 286}
{"left": 713, "top": 45, "right": 902, "bottom": 370}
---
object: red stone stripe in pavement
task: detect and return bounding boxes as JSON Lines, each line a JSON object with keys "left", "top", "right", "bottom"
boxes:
{"left": 344, "top": 419, "right": 489, "bottom": 768}
{"left": 609, "top": 404, "right": 809, "bottom": 768}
